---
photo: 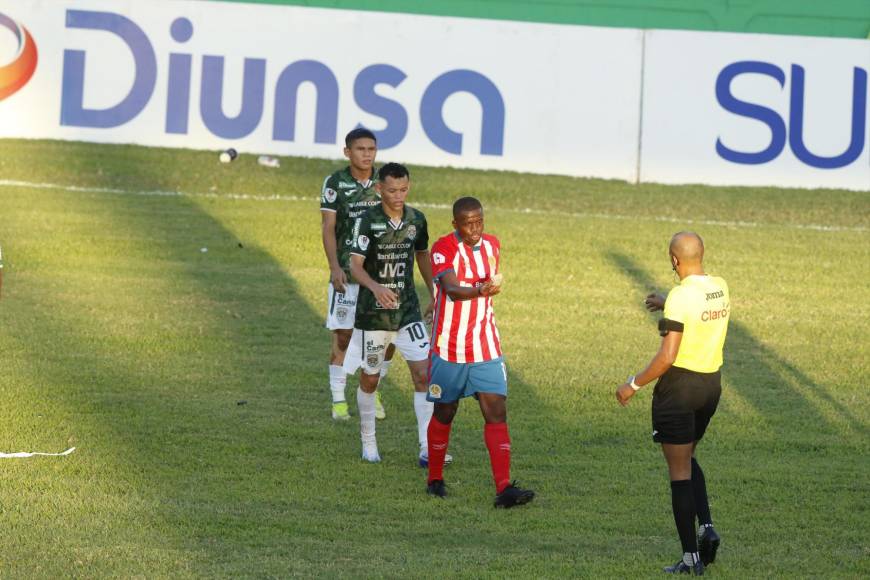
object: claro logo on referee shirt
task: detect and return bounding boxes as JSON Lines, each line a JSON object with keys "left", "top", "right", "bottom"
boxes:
{"left": 701, "top": 306, "right": 729, "bottom": 322}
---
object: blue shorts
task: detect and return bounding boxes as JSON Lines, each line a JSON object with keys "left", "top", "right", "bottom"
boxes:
{"left": 426, "top": 355, "right": 508, "bottom": 403}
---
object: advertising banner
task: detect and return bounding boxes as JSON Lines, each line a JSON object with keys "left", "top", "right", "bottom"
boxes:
{"left": 0, "top": 0, "right": 643, "bottom": 181}
{"left": 2, "top": 2, "right": 867, "bottom": 189}
{"left": 641, "top": 29, "right": 870, "bottom": 190}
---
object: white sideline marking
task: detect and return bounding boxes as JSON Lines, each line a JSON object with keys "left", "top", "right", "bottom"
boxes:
{"left": 0, "top": 446, "right": 76, "bottom": 458}
{"left": 0, "top": 179, "right": 866, "bottom": 233}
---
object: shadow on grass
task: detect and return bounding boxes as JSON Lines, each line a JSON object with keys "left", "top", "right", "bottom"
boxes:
{"left": 606, "top": 251, "right": 867, "bottom": 437}
{"left": 1, "top": 142, "right": 423, "bottom": 572}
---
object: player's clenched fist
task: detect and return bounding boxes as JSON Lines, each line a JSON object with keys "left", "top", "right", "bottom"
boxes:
{"left": 645, "top": 293, "right": 665, "bottom": 311}
{"left": 616, "top": 383, "right": 636, "bottom": 406}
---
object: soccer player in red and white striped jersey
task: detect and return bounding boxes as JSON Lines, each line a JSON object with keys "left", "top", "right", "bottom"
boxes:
{"left": 430, "top": 223, "right": 501, "bottom": 364}
{"left": 424, "top": 197, "right": 534, "bottom": 508}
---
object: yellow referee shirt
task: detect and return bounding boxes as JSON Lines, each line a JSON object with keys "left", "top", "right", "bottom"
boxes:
{"left": 663, "top": 275, "right": 730, "bottom": 373}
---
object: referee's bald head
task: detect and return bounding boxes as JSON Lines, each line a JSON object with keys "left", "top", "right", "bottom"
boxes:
{"left": 670, "top": 231, "right": 704, "bottom": 264}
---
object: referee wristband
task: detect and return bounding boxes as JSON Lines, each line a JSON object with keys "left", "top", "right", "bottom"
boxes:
{"left": 629, "top": 375, "right": 641, "bottom": 391}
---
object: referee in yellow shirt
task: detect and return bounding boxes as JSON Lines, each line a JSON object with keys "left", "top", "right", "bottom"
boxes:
{"left": 616, "top": 232, "right": 730, "bottom": 576}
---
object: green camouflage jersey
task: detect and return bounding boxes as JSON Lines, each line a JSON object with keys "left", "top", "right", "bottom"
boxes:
{"left": 351, "top": 204, "right": 429, "bottom": 331}
{"left": 319, "top": 166, "right": 380, "bottom": 281}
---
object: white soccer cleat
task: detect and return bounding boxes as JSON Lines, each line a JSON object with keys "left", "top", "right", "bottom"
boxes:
{"left": 362, "top": 440, "right": 381, "bottom": 463}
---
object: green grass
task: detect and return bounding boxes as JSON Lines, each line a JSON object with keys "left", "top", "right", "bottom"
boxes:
{"left": 0, "top": 139, "right": 867, "bottom": 577}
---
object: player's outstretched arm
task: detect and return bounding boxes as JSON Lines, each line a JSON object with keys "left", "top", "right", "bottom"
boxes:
{"left": 616, "top": 331, "right": 682, "bottom": 406}
{"left": 320, "top": 210, "right": 346, "bottom": 293}
{"left": 350, "top": 254, "right": 397, "bottom": 309}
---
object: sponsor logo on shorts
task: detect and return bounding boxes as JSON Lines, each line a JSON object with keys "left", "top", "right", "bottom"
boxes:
{"left": 428, "top": 384, "right": 442, "bottom": 399}
{"left": 336, "top": 293, "right": 356, "bottom": 307}
{"left": 366, "top": 354, "right": 379, "bottom": 368}
{"left": 365, "top": 340, "right": 385, "bottom": 353}
{"left": 323, "top": 188, "right": 337, "bottom": 203}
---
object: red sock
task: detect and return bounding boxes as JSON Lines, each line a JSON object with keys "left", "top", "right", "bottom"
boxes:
{"left": 427, "top": 417, "right": 452, "bottom": 484}
{"left": 484, "top": 422, "right": 511, "bottom": 493}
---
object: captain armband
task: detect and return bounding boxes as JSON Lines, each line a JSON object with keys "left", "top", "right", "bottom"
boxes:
{"left": 658, "top": 318, "right": 684, "bottom": 336}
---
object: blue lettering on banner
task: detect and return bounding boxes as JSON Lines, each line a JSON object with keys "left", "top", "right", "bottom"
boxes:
{"left": 715, "top": 60, "right": 867, "bottom": 169}
{"left": 420, "top": 69, "right": 505, "bottom": 156}
{"left": 354, "top": 64, "right": 408, "bottom": 150}
{"left": 61, "top": 10, "right": 156, "bottom": 128}
{"left": 273, "top": 60, "right": 339, "bottom": 144}
{"left": 166, "top": 18, "right": 193, "bottom": 134}
{"left": 59, "top": 10, "right": 506, "bottom": 155}
{"left": 201, "top": 56, "right": 266, "bottom": 139}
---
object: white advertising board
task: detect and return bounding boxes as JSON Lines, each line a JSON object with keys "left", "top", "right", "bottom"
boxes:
{"left": 641, "top": 29, "right": 870, "bottom": 190}
{"left": 2, "top": 2, "right": 867, "bottom": 190}
{"left": 0, "top": 0, "right": 643, "bottom": 181}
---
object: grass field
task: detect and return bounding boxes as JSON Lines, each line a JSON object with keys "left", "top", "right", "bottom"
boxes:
{"left": 0, "top": 139, "right": 867, "bottom": 577}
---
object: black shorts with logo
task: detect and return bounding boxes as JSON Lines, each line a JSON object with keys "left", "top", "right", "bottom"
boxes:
{"left": 652, "top": 366, "right": 721, "bottom": 444}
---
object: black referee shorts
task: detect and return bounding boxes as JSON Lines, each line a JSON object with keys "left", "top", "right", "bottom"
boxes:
{"left": 651, "top": 366, "right": 721, "bottom": 445}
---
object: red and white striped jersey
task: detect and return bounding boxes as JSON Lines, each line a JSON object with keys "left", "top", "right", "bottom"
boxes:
{"left": 430, "top": 232, "right": 502, "bottom": 363}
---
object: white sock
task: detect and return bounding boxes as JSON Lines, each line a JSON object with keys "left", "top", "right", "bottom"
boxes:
{"left": 414, "top": 391, "right": 433, "bottom": 451}
{"left": 357, "top": 387, "right": 377, "bottom": 444}
{"left": 378, "top": 359, "right": 393, "bottom": 383}
{"left": 329, "top": 365, "right": 346, "bottom": 403}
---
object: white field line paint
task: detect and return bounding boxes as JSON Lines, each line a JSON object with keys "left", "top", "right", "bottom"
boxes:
{"left": 1, "top": 179, "right": 866, "bottom": 234}
{"left": 0, "top": 446, "right": 76, "bottom": 458}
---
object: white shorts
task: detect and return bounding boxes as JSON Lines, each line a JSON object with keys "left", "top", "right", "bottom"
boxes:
{"left": 343, "top": 321, "right": 431, "bottom": 375}
{"left": 325, "top": 282, "right": 359, "bottom": 330}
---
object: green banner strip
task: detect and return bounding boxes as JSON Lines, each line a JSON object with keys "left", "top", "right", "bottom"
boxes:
{"left": 203, "top": 0, "right": 870, "bottom": 40}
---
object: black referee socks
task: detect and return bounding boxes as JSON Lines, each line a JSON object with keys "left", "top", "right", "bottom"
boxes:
{"left": 691, "top": 458, "right": 713, "bottom": 527}
{"left": 670, "top": 479, "right": 698, "bottom": 553}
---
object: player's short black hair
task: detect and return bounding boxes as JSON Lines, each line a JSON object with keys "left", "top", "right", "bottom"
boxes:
{"left": 453, "top": 196, "right": 482, "bottom": 218}
{"left": 378, "top": 162, "right": 409, "bottom": 182}
{"left": 345, "top": 127, "right": 377, "bottom": 147}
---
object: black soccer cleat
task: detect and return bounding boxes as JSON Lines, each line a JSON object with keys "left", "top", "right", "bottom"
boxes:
{"left": 427, "top": 479, "right": 447, "bottom": 498}
{"left": 493, "top": 481, "right": 535, "bottom": 508}
{"left": 663, "top": 558, "right": 704, "bottom": 575}
{"left": 698, "top": 526, "right": 720, "bottom": 565}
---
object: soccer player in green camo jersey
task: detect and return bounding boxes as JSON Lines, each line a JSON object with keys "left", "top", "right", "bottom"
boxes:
{"left": 345, "top": 163, "right": 446, "bottom": 465}
{"left": 320, "top": 128, "right": 392, "bottom": 422}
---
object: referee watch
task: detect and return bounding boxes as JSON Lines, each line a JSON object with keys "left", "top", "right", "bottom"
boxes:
{"left": 628, "top": 375, "right": 642, "bottom": 391}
